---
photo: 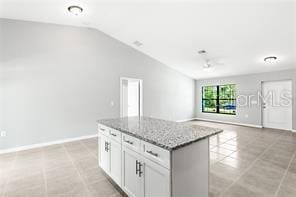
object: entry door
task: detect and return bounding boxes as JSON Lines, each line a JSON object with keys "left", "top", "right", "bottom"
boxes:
{"left": 262, "top": 80, "right": 292, "bottom": 130}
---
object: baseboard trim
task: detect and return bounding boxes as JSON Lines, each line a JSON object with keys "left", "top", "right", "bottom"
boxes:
{"left": 176, "top": 118, "right": 196, "bottom": 123}
{"left": 0, "top": 134, "right": 98, "bottom": 155}
{"left": 194, "top": 118, "right": 263, "bottom": 128}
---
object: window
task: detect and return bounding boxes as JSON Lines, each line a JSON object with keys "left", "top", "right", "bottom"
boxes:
{"left": 202, "top": 84, "right": 236, "bottom": 115}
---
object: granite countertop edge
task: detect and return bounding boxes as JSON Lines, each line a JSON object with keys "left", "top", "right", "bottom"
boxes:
{"left": 97, "top": 117, "right": 223, "bottom": 151}
{"left": 117, "top": 128, "right": 222, "bottom": 151}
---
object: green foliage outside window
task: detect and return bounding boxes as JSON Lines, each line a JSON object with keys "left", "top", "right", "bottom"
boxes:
{"left": 202, "top": 84, "right": 236, "bottom": 115}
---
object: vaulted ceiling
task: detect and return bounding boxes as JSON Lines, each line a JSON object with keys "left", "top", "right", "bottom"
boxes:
{"left": 1, "top": 0, "right": 295, "bottom": 79}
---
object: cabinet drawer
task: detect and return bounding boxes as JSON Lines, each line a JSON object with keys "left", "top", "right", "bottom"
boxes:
{"left": 142, "top": 141, "right": 170, "bottom": 169}
{"left": 98, "top": 124, "right": 110, "bottom": 136}
{"left": 122, "top": 133, "right": 141, "bottom": 152}
{"left": 109, "top": 128, "right": 121, "bottom": 143}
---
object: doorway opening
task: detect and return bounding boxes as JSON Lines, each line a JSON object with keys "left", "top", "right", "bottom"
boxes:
{"left": 262, "top": 80, "right": 292, "bottom": 131}
{"left": 120, "top": 77, "right": 143, "bottom": 117}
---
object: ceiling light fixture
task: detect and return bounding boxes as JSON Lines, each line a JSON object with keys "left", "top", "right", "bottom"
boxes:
{"left": 68, "top": 5, "right": 83, "bottom": 16}
{"left": 264, "top": 56, "right": 277, "bottom": 64}
{"left": 198, "top": 50, "right": 207, "bottom": 55}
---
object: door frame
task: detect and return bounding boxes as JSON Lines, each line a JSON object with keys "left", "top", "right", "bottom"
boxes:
{"left": 261, "top": 79, "right": 293, "bottom": 131}
{"left": 120, "top": 77, "right": 143, "bottom": 118}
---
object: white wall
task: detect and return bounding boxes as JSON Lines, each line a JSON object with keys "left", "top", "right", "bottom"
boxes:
{"left": 196, "top": 70, "right": 296, "bottom": 129}
{"left": 0, "top": 19, "right": 195, "bottom": 150}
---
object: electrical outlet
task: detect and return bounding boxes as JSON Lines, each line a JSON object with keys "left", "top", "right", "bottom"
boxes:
{"left": 0, "top": 131, "right": 6, "bottom": 137}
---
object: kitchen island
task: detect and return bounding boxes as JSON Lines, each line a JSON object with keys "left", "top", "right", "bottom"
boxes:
{"left": 97, "top": 117, "right": 222, "bottom": 197}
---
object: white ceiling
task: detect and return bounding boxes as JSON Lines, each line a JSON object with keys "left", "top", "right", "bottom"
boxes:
{"left": 0, "top": 0, "right": 295, "bottom": 79}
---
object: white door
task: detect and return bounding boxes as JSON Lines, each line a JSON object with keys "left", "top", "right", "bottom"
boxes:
{"left": 141, "top": 158, "right": 170, "bottom": 197}
{"left": 99, "top": 134, "right": 110, "bottom": 173}
{"left": 120, "top": 78, "right": 143, "bottom": 117}
{"left": 128, "top": 81, "right": 140, "bottom": 117}
{"left": 109, "top": 140, "right": 122, "bottom": 186}
{"left": 122, "top": 147, "right": 142, "bottom": 197}
{"left": 262, "top": 80, "right": 292, "bottom": 130}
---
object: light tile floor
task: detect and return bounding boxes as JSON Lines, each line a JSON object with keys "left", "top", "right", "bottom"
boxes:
{"left": 188, "top": 121, "right": 296, "bottom": 197}
{"left": 0, "top": 120, "right": 295, "bottom": 197}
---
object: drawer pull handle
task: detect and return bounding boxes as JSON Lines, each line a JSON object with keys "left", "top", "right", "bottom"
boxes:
{"left": 125, "top": 140, "right": 134, "bottom": 145}
{"left": 105, "top": 142, "right": 109, "bottom": 152}
{"left": 146, "top": 150, "right": 158, "bottom": 157}
{"left": 136, "top": 160, "right": 139, "bottom": 175}
{"left": 110, "top": 133, "right": 117, "bottom": 137}
{"left": 138, "top": 162, "right": 143, "bottom": 177}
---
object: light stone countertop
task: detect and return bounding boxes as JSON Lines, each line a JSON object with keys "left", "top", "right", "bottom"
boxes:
{"left": 97, "top": 116, "right": 223, "bottom": 151}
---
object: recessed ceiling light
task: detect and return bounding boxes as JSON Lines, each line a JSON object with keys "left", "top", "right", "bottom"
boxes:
{"left": 68, "top": 5, "right": 83, "bottom": 16}
{"left": 264, "top": 56, "right": 277, "bottom": 64}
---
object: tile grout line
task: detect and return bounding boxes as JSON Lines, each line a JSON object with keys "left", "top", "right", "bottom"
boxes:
{"left": 210, "top": 134, "right": 262, "bottom": 164}
{"left": 62, "top": 143, "right": 93, "bottom": 196}
{"left": 41, "top": 148, "right": 49, "bottom": 197}
{"left": 209, "top": 135, "right": 256, "bottom": 165}
{"left": 218, "top": 134, "right": 283, "bottom": 197}
{"left": 274, "top": 149, "right": 296, "bottom": 197}
{"left": 79, "top": 140, "right": 98, "bottom": 159}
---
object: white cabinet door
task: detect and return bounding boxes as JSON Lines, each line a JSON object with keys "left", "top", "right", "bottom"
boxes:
{"left": 99, "top": 134, "right": 110, "bottom": 173}
{"left": 122, "top": 147, "right": 142, "bottom": 197}
{"left": 110, "top": 140, "right": 122, "bottom": 186}
{"left": 141, "top": 157, "right": 170, "bottom": 197}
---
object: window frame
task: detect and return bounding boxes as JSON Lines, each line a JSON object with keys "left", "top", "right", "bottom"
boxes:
{"left": 202, "top": 84, "right": 236, "bottom": 115}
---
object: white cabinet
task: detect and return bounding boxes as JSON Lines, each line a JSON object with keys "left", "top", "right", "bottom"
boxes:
{"left": 99, "top": 124, "right": 170, "bottom": 197}
{"left": 99, "top": 134, "right": 110, "bottom": 173}
{"left": 122, "top": 147, "right": 142, "bottom": 197}
{"left": 141, "top": 157, "right": 170, "bottom": 197}
{"left": 98, "top": 124, "right": 209, "bottom": 197}
{"left": 122, "top": 146, "right": 170, "bottom": 197}
{"left": 109, "top": 139, "right": 122, "bottom": 185}
{"left": 98, "top": 131, "right": 122, "bottom": 186}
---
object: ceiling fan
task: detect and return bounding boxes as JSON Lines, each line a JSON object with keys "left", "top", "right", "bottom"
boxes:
{"left": 197, "top": 50, "right": 224, "bottom": 70}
